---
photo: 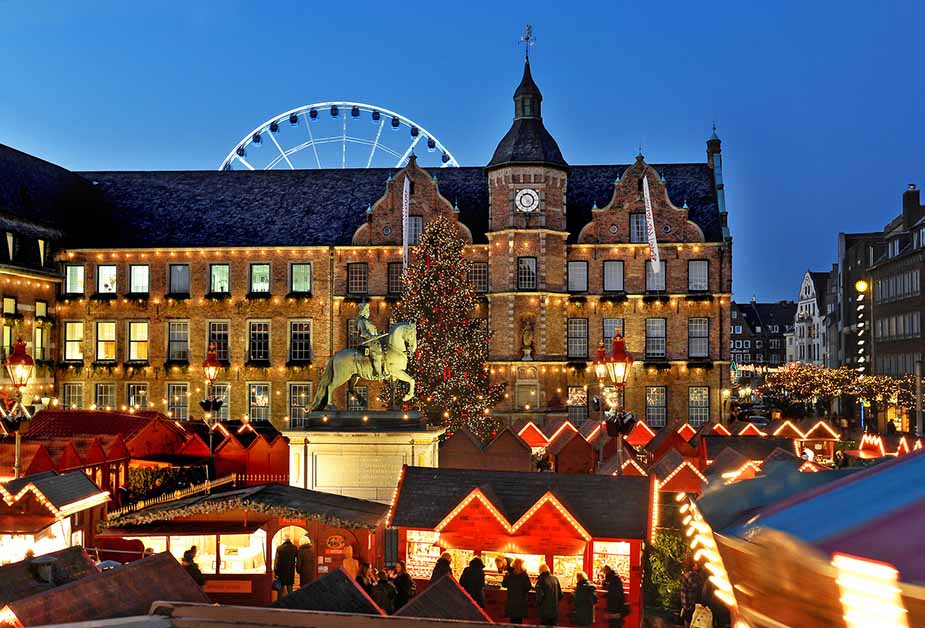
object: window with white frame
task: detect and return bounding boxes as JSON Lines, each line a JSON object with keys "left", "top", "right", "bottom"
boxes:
{"left": 289, "top": 383, "right": 312, "bottom": 423}
{"left": 169, "top": 264, "right": 190, "bottom": 295}
{"left": 212, "top": 382, "right": 230, "bottom": 420}
{"left": 603, "top": 318, "right": 625, "bottom": 348}
{"left": 689, "top": 387, "right": 710, "bottom": 426}
{"left": 468, "top": 262, "right": 489, "bottom": 293}
{"left": 289, "top": 321, "right": 312, "bottom": 362}
{"left": 127, "top": 383, "right": 148, "bottom": 409}
{"left": 409, "top": 216, "right": 424, "bottom": 245}
{"left": 603, "top": 261, "right": 624, "bottom": 292}
{"left": 96, "top": 321, "right": 116, "bottom": 361}
{"left": 94, "top": 383, "right": 116, "bottom": 409}
{"left": 168, "top": 320, "right": 189, "bottom": 361}
{"left": 515, "top": 382, "right": 539, "bottom": 409}
{"left": 645, "top": 260, "right": 666, "bottom": 291}
{"left": 646, "top": 386, "right": 667, "bottom": 427}
{"left": 128, "top": 321, "right": 149, "bottom": 361}
{"left": 208, "top": 321, "right": 230, "bottom": 362}
{"left": 248, "top": 321, "right": 270, "bottom": 362}
{"left": 35, "top": 300, "right": 47, "bottom": 318}
{"left": 250, "top": 264, "right": 270, "bottom": 293}
{"left": 2, "top": 297, "right": 14, "bottom": 315}
{"left": 290, "top": 263, "right": 312, "bottom": 293}
{"left": 568, "top": 261, "right": 588, "bottom": 292}
{"left": 167, "top": 383, "right": 189, "bottom": 420}
{"left": 33, "top": 326, "right": 46, "bottom": 361}
{"left": 248, "top": 383, "right": 270, "bottom": 421}
{"left": 210, "top": 264, "right": 230, "bottom": 293}
{"left": 64, "top": 322, "right": 84, "bottom": 361}
{"left": 388, "top": 263, "right": 404, "bottom": 295}
{"left": 688, "top": 318, "right": 709, "bottom": 358}
{"left": 346, "top": 319, "right": 360, "bottom": 349}
{"left": 129, "top": 265, "right": 149, "bottom": 294}
{"left": 97, "top": 265, "right": 117, "bottom": 293}
{"left": 348, "top": 385, "right": 368, "bottom": 412}
{"left": 645, "top": 318, "right": 667, "bottom": 358}
{"left": 630, "top": 214, "right": 647, "bottom": 243}
{"left": 347, "top": 263, "right": 368, "bottom": 294}
{"left": 567, "top": 386, "right": 588, "bottom": 422}
{"left": 567, "top": 318, "right": 589, "bottom": 358}
{"left": 688, "top": 260, "right": 709, "bottom": 291}
{"left": 517, "top": 257, "right": 537, "bottom": 290}
{"left": 62, "top": 382, "right": 83, "bottom": 409}
{"left": 65, "top": 265, "right": 85, "bottom": 294}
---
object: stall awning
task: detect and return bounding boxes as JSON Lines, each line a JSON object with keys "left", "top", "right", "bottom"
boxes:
{"left": 100, "top": 521, "right": 264, "bottom": 535}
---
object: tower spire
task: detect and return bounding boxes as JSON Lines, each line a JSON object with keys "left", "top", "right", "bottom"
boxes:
{"left": 519, "top": 24, "right": 535, "bottom": 60}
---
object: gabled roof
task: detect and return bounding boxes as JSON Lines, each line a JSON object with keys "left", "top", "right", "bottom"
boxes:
{"left": 625, "top": 420, "right": 656, "bottom": 447}
{"left": 764, "top": 447, "right": 801, "bottom": 466}
{"left": 0, "top": 547, "right": 98, "bottom": 607}
{"left": 0, "top": 552, "right": 209, "bottom": 627}
{"left": 1, "top": 470, "right": 109, "bottom": 514}
{"left": 704, "top": 447, "right": 753, "bottom": 479}
{"left": 273, "top": 567, "right": 383, "bottom": 615}
{"left": 513, "top": 420, "right": 549, "bottom": 447}
{"left": 395, "top": 574, "right": 492, "bottom": 623}
{"left": 596, "top": 441, "right": 646, "bottom": 477}
{"left": 391, "top": 466, "right": 650, "bottom": 539}
{"left": 703, "top": 436, "right": 796, "bottom": 462}
{"left": 547, "top": 429, "right": 590, "bottom": 456}
{"left": 104, "top": 483, "right": 388, "bottom": 531}
{"left": 28, "top": 410, "right": 185, "bottom": 443}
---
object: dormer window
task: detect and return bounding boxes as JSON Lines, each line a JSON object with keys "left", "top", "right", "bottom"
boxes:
{"left": 889, "top": 238, "right": 900, "bottom": 258}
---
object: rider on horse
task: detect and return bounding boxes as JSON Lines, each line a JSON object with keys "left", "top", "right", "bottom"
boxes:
{"left": 356, "top": 302, "right": 386, "bottom": 379}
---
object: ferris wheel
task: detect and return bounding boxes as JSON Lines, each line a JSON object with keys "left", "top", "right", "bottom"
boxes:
{"left": 219, "top": 102, "right": 460, "bottom": 171}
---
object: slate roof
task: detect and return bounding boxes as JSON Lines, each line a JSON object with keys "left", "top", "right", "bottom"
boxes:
{"left": 704, "top": 448, "right": 752, "bottom": 479}
{"left": 809, "top": 272, "right": 829, "bottom": 306}
{"left": 0, "top": 552, "right": 209, "bottom": 627}
{"left": 273, "top": 567, "right": 383, "bottom": 615}
{"left": 0, "top": 547, "right": 99, "bottom": 607}
{"left": 391, "top": 466, "right": 651, "bottom": 539}
{"left": 703, "top": 436, "right": 795, "bottom": 461}
{"left": 395, "top": 574, "right": 492, "bottom": 623}
{"left": 1, "top": 470, "right": 107, "bottom": 510}
{"left": 28, "top": 410, "right": 182, "bottom": 442}
{"left": 647, "top": 450, "right": 688, "bottom": 481}
{"left": 105, "top": 483, "right": 388, "bottom": 530}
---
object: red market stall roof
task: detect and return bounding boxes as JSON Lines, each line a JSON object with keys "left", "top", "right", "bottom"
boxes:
{"left": 541, "top": 418, "right": 579, "bottom": 442}
{"left": 766, "top": 419, "right": 841, "bottom": 441}
{"left": 440, "top": 427, "right": 532, "bottom": 473}
{"left": 273, "top": 567, "right": 383, "bottom": 615}
{"left": 395, "top": 574, "right": 492, "bottom": 623}
{"left": 648, "top": 450, "right": 708, "bottom": 494}
{"left": 0, "top": 547, "right": 99, "bottom": 607}
{"left": 596, "top": 441, "right": 646, "bottom": 477}
{"left": 704, "top": 448, "right": 754, "bottom": 481}
{"left": 625, "top": 420, "right": 656, "bottom": 447}
{"left": 701, "top": 435, "right": 797, "bottom": 465}
{"left": 0, "top": 552, "right": 209, "bottom": 627}
{"left": 389, "top": 466, "right": 652, "bottom": 541}
{"left": 676, "top": 423, "right": 697, "bottom": 442}
{"left": 513, "top": 420, "right": 549, "bottom": 448}
{"left": 645, "top": 424, "right": 698, "bottom": 462}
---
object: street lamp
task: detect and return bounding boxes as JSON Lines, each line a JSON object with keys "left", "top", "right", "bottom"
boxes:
{"left": 2, "top": 337, "right": 34, "bottom": 479}
{"left": 199, "top": 344, "right": 224, "bottom": 480}
{"left": 594, "top": 333, "right": 635, "bottom": 471}
{"left": 855, "top": 279, "right": 869, "bottom": 374}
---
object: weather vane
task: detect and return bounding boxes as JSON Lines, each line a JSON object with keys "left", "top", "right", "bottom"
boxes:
{"left": 519, "top": 24, "right": 535, "bottom": 59}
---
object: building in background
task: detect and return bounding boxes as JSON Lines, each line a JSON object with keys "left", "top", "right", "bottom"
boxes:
{"left": 730, "top": 299, "right": 796, "bottom": 378}
{"left": 793, "top": 271, "right": 829, "bottom": 366}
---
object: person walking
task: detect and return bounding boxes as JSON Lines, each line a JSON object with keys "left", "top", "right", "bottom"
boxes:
{"left": 181, "top": 549, "right": 205, "bottom": 585}
{"left": 295, "top": 538, "right": 314, "bottom": 587}
{"left": 573, "top": 571, "right": 597, "bottom": 627}
{"left": 601, "top": 565, "right": 627, "bottom": 628}
{"left": 430, "top": 552, "right": 453, "bottom": 583}
{"left": 501, "top": 557, "right": 532, "bottom": 624}
{"left": 459, "top": 557, "right": 486, "bottom": 608}
{"left": 372, "top": 569, "right": 398, "bottom": 614}
{"left": 535, "top": 563, "right": 562, "bottom": 626}
{"left": 680, "top": 558, "right": 704, "bottom": 628}
{"left": 391, "top": 560, "right": 415, "bottom": 610}
{"left": 274, "top": 537, "right": 298, "bottom": 597}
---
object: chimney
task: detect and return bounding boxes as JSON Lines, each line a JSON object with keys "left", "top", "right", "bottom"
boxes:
{"left": 32, "top": 555, "right": 58, "bottom": 585}
{"left": 902, "top": 184, "right": 924, "bottom": 229}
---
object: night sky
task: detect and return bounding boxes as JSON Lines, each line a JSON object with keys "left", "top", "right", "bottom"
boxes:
{"left": 2, "top": 1, "right": 923, "bottom": 301}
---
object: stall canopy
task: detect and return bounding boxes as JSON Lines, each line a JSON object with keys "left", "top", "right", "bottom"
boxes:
{"left": 395, "top": 574, "right": 492, "bottom": 623}
{"left": 273, "top": 567, "right": 383, "bottom": 615}
{"left": 0, "top": 470, "right": 109, "bottom": 533}
{"left": 0, "top": 547, "right": 98, "bottom": 607}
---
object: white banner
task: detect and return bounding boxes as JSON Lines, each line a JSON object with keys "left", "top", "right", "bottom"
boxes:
{"left": 642, "top": 175, "right": 660, "bottom": 273}
{"left": 402, "top": 174, "right": 410, "bottom": 270}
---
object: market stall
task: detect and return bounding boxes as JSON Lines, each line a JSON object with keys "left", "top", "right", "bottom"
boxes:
{"left": 389, "top": 466, "right": 653, "bottom": 627}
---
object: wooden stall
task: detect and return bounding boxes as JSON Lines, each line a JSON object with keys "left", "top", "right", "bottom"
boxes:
{"left": 389, "top": 466, "right": 654, "bottom": 627}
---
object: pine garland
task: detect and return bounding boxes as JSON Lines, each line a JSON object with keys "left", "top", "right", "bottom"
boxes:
{"left": 380, "top": 217, "right": 504, "bottom": 439}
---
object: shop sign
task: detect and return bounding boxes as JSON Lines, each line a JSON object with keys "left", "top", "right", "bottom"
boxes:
{"left": 325, "top": 534, "right": 346, "bottom": 554}
{"left": 203, "top": 580, "right": 253, "bottom": 593}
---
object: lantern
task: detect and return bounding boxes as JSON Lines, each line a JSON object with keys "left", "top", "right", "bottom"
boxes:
{"left": 5, "top": 337, "right": 34, "bottom": 393}
{"left": 202, "top": 344, "right": 221, "bottom": 386}
{"left": 605, "top": 333, "right": 634, "bottom": 387}
{"left": 593, "top": 341, "right": 608, "bottom": 382}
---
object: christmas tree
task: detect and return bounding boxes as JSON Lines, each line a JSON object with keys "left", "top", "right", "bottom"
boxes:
{"left": 382, "top": 216, "right": 504, "bottom": 439}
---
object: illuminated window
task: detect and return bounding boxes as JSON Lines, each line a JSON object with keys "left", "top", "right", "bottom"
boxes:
{"left": 689, "top": 387, "right": 710, "bottom": 426}
{"left": 645, "top": 260, "right": 666, "bottom": 291}
{"left": 128, "top": 321, "right": 148, "bottom": 361}
{"left": 688, "top": 260, "right": 709, "bottom": 291}
{"left": 219, "top": 531, "right": 267, "bottom": 574}
{"left": 568, "top": 261, "right": 588, "bottom": 292}
{"left": 603, "top": 261, "right": 624, "bottom": 292}
{"left": 248, "top": 383, "right": 270, "bottom": 421}
{"left": 388, "top": 263, "right": 404, "bottom": 295}
{"left": 33, "top": 326, "right": 46, "bottom": 361}
{"left": 94, "top": 383, "right": 116, "bottom": 409}
{"left": 645, "top": 318, "right": 666, "bottom": 358}
{"left": 517, "top": 257, "right": 537, "bottom": 290}
{"left": 129, "top": 265, "right": 149, "bottom": 294}
{"left": 2, "top": 297, "right": 15, "bottom": 314}
{"left": 688, "top": 318, "right": 709, "bottom": 358}
{"left": 603, "top": 318, "right": 625, "bottom": 348}
{"left": 289, "top": 383, "right": 312, "bottom": 424}
{"left": 646, "top": 386, "right": 667, "bottom": 427}
{"left": 567, "top": 386, "right": 588, "bottom": 421}
{"left": 468, "top": 262, "right": 489, "bottom": 292}
{"left": 168, "top": 535, "right": 216, "bottom": 574}
{"left": 96, "top": 321, "right": 116, "bottom": 361}
{"left": 515, "top": 382, "right": 539, "bottom": 409}
{"left": 127, "top": 383, "right": 148, "bottom": 409}
{"left": 167, "top": 383, "right": 189, "bottom": 420}
{"left": 249, "top": 264, "right": 270, "bottom": 293}
{"left": 211, "top": 382, "right": 230, "bottom": 421}
{"left": 347, "top": 319, "right": 360, "bottom": 349}
{"left": 347, "top": 263, "right": 368, "bottom": 294}
{"left": 97, "top": 265, "right": 117, "bottom": 293}
{"left": 348, "top": 385, "right": 368, "bottom": 412}
{"left": 208, "top": 321, "right": 229, "bottom": 362}
{"left": 35, "top": 300, "right": 47, "bottom": 317}
{"left": 629, "top": 214, "right": 647, "bottom": 243}
{"left": 64, "top": 321, "right": 84, "bottom": 361}
{"left": 65, "top": 265, "right": 85, "bottom": 294}
{"left": 567, "top": 318, "right": 588, "bottom": 358}
{"left": 210, "top": 264, "right": 230, "bottom": 293}
{"left": 290, "top": 263, "right": 312, "bottom": 293}
{"left": 62, "top": 382, "right": 83, "bottom": 409}
{"left": 289, "top": 320, "right": 312, "bottom": 362}
{"left": 168, "top": 320, "right": 189, "bottom": 361}
{"left": 248, "top": 321, "right": 270, "bottom": 362}
{"left": 169, "top": 264, "right": 190, "bottom": 295}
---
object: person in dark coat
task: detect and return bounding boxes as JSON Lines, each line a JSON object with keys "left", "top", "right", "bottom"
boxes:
{"left": 502, "top": 557, "right": 532, "bottom": 624}
{"left": 295, "top": 539, "right": 314, "bottom": 587}
{"left": 274, "top": 538, "right": 298, "bottom": 596}
{"left": 680, "top": 558, "right": 704, "bottom": 627}
{"left": 573, "top": 571, "right": 597, "bottom": 627}
{"left": 181, "top": 549, "right": 205, "bottom": 586}
{"left": 357, "top": 562, "right": 374, "bottom": 595}
{"left": 391, "top": 560, "right": 415, "bottom": 610}
{"left": 430, "top": 552, "right": 453, "bottom": 583}
{"left": 459, "top": 557, "right": 486, "bottom": 608}
{"left": 535, "top": 563, "right": 562, "bottom": 626}
{"left": 602, "top": 565, "right": 627, "bottom": 628}
{"left": 372, "top": 569, "right": 398, "bottom": 614}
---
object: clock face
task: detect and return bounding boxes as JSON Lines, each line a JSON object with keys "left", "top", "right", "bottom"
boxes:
{"left": 515, "top": 188, "right": 540, "bottom": 212}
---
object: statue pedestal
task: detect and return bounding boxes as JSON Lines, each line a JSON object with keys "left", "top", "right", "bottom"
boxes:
{"left": 298, "top": 409, "right": 425, "bottom": 431}
{"left": 522, "top": 349, "right": 533, "bottom": 361}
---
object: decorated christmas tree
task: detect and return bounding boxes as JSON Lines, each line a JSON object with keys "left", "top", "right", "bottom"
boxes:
{"left": 382, "top": 216, "right": 503, "bottom": 438}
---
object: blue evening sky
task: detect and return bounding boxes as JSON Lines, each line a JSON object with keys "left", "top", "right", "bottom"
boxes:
{"left": 1, "top": 1, "right": 923, "bottom": 301}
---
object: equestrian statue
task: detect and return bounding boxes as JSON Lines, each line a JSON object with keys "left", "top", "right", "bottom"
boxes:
{"left": 310, "top": 302, "right": 417, "bottom": 411}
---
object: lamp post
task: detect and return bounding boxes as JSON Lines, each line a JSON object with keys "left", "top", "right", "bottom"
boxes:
{"left": 855, "top": 279, "right": 869, "bottom": 374}
{"left": 594, "top": 333, "right": 634, "bottom": 468}
{"left": 199, "top": 344, "right": 223, "bottom": 480}
{"left": 3, "top": 337, "right": 35, "bottom": 479}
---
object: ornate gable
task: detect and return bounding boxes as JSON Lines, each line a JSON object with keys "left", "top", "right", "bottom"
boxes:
{"left": 352, "top": 155, "right": 471, "bottom": 245}
{"left": 577, "top": 155, "right": 705, "bottom": 244}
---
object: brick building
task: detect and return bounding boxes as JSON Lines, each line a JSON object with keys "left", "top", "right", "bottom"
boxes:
{"left": 1, "top": 56, "right": 732, "bottom": 430}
